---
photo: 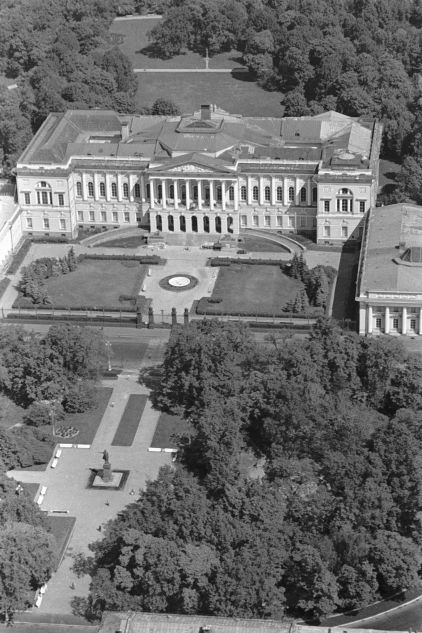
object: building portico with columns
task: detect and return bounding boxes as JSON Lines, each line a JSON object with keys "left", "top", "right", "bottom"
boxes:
{"left": 15, "top": 105, "right": 381, "bottom": 244}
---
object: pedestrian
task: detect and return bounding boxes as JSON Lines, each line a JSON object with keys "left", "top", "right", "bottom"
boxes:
{"left": 105, "top": 500, "right": 110, "bottom": 506}
{"left": 70, "top": 582, "right": 75, "bottom": 590}
{"left": 98, "top": 524, "right": 102, "bottom": 532}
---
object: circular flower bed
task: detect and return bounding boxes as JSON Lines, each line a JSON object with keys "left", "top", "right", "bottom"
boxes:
{"left": 159, "top": 274, "right": 199, "bottom": 292}
{"left": 54, "top": 425, "right": 79, "bottom": 439}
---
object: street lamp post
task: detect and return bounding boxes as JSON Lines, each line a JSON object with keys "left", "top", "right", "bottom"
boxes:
{"left": 105, "top": 340, "right": 112, "bottom": 372}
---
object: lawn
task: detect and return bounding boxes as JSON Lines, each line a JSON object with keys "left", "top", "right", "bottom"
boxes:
{"left": 135, "top": 71, "right": 283, "bottom": 117}
{"left": 111, "top": 17, "right": 245, "bottom": 69}
{"left": 150, "top": 411, "right": 192, "bottom": 449}
{"left": 43, "top": 260, "right": 146, "bottom": 309}
{"left": 111, "top": 394, "right": 148, "bottom": 446}
{"left": 46, "top": 515, "right": 76, "bottom": 569}
{"left": 61, "top": 387, "right": 113, "bottom": 445}
{"left": 0, "top": 394, "right": 25, "bottom": 431}
{"left": 94, "top": 235, "right": 146, "bottom": 248}
{"left": 196, "top": 264, "right": 303, "bottom": 316}
{"left": 241, "top": 236, "right": 289, "bottom": 253}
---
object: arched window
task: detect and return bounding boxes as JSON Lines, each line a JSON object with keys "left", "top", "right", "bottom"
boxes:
{"left": 276, "top": 186, "right": 283, "bottom": 202}
{"left": 227, "top": 216, "right": 233, "bottom": 233}
{"left": 192, "top": 216, "right": 198, "bottom": 232}
{"left": 204, "top": 216, "right": 210, "bottom": 233}
{"left": 134, "top": 183, "right": 141, "bottom": 198}
{"left": 76, "top": 181, "right": 82, "bottom": 198}
{"left": 217, "top": 186, "right": 222, "bottom": 202}
{"left": 229, "top": 186, "right": 234, "bottom": 201}
{"left": 156, "top": 215, "right": 162, "bottom": 231}
{"left": 99, "top": 182, "right": 106, "bottom": 197}
{"left": 240, "top": 185, "right": 247, "bottom": 201}
{"left": 252, "top": 186, "right": 259, "bottom": 201}
{"left": 180, "top": 215, "right": 186, "bottom": 232}
{"left": 336, "top": 188, "right": 353, "bottom": 213}
{"left": 111, "top": 182, "right": 117, "bottom": 198}
{"left": 157, "top": 184, "right": 162, "bottom": 200}
{"left": 215, "top": 216, "right": 222, "bottom": 233}
{"left": 288, "top": 186, "right": 295, "bottom": 202}
{"left": 168, "top": 215, "right": 174, "bottom": 231}
{"left": 264, "top": 186, "right": 271, "bottom": 202}
{"left": 169, "top": 184, "right": 174, "bottom": 199}
{"left": 36, "top": 181, "right": 52, "bottom": 205}
{"left": 193, "top": 186, "right": 198, "bottom": 200}
{"left": 312, "top": 187, "right": 317, "bottom": 203}
{"left": 300, "top": 187, "right": 307, "bottom": 203}
{"left": 123, "top": 183, "right": 129, "bottom": 199}
{"left": 88, "top": 182, "right": 94, "bottom": 198}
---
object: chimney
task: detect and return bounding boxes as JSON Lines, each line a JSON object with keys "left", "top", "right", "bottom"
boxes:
{"left": 201, "top": 105, "right": 211, "bottom": 121}
{"left": 121, "top": 122, "right": 129, "bottom": 140}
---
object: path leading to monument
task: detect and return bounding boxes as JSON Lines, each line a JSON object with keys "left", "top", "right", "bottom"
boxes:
{"left": 8, "top": 372, "right": 171, "bottom": 615}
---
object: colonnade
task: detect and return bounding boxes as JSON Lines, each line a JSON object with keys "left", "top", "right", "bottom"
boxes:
{"left": 366, "top": 305, "right": 422, "bottom": 335}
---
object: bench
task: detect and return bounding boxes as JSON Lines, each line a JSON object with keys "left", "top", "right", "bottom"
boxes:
{"left": 36, "top": 495, "right": 44, "bottom": 506}
{"left": 40, "top": 485, "right": 47, "bottom": 496}
{"left": 50, "top": 458, "right": 58, "bottom": 468}
{"left": 55, "top": 448, "right": 62, "bottom": 458}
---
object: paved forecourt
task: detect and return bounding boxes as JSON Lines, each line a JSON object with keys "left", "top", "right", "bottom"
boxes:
{"left": 8, "top": 366, "right": 171, "bottom": 615}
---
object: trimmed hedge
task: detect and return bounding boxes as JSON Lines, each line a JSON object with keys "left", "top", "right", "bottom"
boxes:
{"left": 31, "top": 236, "right": 70, "bottom": 243}
{"left": 78, "top": 253, "right": 165, "bottom": 265}
{"left": 7, "top": 312, "right": 137, "bottom": 324}
{"left": 0, "top": 277, "right": 11, "bottom": 299}
{"left": 209, "top": 257, "right": 283, "bottom": 267}
{"left": 6, "top": 239, "right": 31, "bottom": 274}
{"left": 12, "top": 296, "right": 138, "bottom": 312}
{"left": 195, "top": 298, "right": 324, "bottom": 318}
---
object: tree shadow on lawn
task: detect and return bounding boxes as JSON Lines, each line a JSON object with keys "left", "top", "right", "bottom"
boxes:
{"left": 137, "top": 42, "right": 185, "bottom": 59}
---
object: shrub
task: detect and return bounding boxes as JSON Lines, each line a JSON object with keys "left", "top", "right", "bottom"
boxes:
{"left": 207, "top": 297, "right": 222, "bottom": 304}
{"left": 6, "top": 239, "right": 31, "bottom": 274}
{"left": 119, "top": 294, "right": 137, "bottom": 303}
{"left": 78, "top": 254, "right": 164, "bottom": 264}
{"left": 63, "top": 382, "right": 98, "bottom": 413}
{"left": 23, "top": 401, "right": 65, "bottom": 427}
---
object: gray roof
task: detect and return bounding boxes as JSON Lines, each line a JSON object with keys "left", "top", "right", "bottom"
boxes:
{"left": 358, "top": 204, "right": 422, "bottom": 295}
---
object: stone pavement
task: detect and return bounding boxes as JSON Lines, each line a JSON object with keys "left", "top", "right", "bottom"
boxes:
{"left": 7, "top": 371, "right": 171, "bottom": 615}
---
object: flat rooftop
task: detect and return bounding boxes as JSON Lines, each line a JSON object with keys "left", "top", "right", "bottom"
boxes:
{"left": 358, "top": 204, "right": 422, "bottom": 295}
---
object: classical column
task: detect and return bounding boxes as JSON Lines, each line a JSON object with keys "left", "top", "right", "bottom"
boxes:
{"left": 259, "top": 176, "right": 264, "bottom": 205}
{"left": 209, "top": 180, "right": 214, "bottom": 209}
{"left": 150, "top": 178, "right": 155, "bottom": 209}
{"left": 162, "top": 180, "right": 167, "bottom": 209}
{"left": 186, "top": 179, "right": 190, "bottom": 210}
{"left": 402, "top": 307, "right": 407, "bottom": 335}
{"left": 174, "top": 180, "right": 179, "bottom": 209}
{"left": 198, "top": 180, "right": 202, "bottom": 210}
{"left": 234, "top": 181, "right": 239, "bottom": 212}
{"left": 367, "top": 305, "right": 373, "bottom": 334}
{"left": 247, "top": 176, "right": 252, "bottom": 205}
{"left": 222, "top": 181, "right": 226, "bottom": 211}
{"left": 384, "top": 306, "right": 390, "bottom": 334}
{"left": 419, "top": 308, "right": 422, "bottom": 335}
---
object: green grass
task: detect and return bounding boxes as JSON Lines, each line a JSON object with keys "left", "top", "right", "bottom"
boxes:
{"left": 197, "top": 264, "right": 303, "bottom": 316}
{"left": 111, "top": 394, "right": 148, "bottom": 446}
{"left": 94, "top": 235, "right": 146, "bottom": 248}
{"left": 44, "top": 260, "right": 146, "bottom": 309}
{"left": 241, "top": 236, "right": 289, "bottom": 253}
{"left": 61, "top": 387, "right": 113, "bottom": 445}
{"left": 150, "top": 411, "right": 192, "bottom": 449}
{"left": 0, "top": 394, "right": 25, "bottom": 431}
{"left": 21, "top": 482, "right": 41, "bottom": 501}
{"left": 135, "top": 71, "right": 283, "bottom": 117}
{"left": 46, "top": 515, "right": 76, "bottom": 569}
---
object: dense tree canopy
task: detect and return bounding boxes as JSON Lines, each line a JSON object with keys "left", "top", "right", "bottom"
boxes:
{"left": 83, "top": 319, "right": 422, "bottom": 622}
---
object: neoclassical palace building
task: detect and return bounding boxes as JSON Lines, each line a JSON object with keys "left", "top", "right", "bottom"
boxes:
{"left": 356, "top": 203, "right": 422, "bottom": 337}
{"left": 16, "top": 105, "right": 382, "bottom": 243}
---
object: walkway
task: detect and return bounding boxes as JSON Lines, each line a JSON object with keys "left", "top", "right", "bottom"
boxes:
{"left": 134, "top": 68, "right": 247, "bottom": 73}
{"left": 7, "top": 367, "right": 171, "bottom": 615}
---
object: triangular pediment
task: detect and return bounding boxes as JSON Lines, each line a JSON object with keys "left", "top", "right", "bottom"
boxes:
{"left": 149, "top": 152, "right": 233, "bottom": 174}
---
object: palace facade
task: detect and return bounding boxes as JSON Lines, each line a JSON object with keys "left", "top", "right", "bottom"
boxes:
{"left": 356, "top": 203, "right": 422, "bottom": 336}
{"left": 16, "top": 105, "right": 382, "bottom": 244}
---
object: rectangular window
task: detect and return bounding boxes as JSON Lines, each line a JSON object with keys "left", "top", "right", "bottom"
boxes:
{"left": 288, "top": 216, "right": 294, "bottom": 228}
{"left": 89, "top": 211, "right": 95, "bottom": 222}
{"left": 60, "top": 219, "right": 66, "bottom": 230}
{"left": 58, "top": 193, "right": 64, "bottom": 206}
{"left": 393, "top": 318, "right": 399, "bottom": 330}
{"left": 253, "top": 215, "right": 259, "bottom": 227}
{"left": 410, "top": 319, "right": 417, "bottom": 330}
{"left": 342, "top": 199, "right": 348, "bottom": 213}
{"left": 24, "top": 192, "right": 30, "bottom": 205}
{"left": 359, "top": 201, "right": 366, "bottom": 213}
{"left": 276, "top": 215, "right": 282, "bottom": 227}
{"left": 264, "top": 215, "right": 271, "bottom": 227}
{"left": 375, "top": 318, "right": 382, "bottom": 329}
{"left": 323, "top": 225, "right": 330, "bottom": 237}
{"left": 324, "top": 200, "right": 330, "bottom": 213}
{"left": 43, "top": 218, "right": 50, "bottom": 230}
{"left": 300, "top": 216, "right": 306, "bottom": 227}
{"left": 101, "top": 211, "right": 107, "bottom": 222}
{"left": 342, "top": 226, "right": 348, "bottom": 238}
{"left": 124, "top": 212, "right": 130, "bottom": 223}
{"left": 77, "top": 211, "right": 83, "bottom": 222}
{"left": 240, "top": 215, "right": 247, "bottom": 227}
{"left": 26, "top": 217, "right": 33, "bottom": 229}
{"left": 112, "top": 211, "right": 118, "bottom": 223}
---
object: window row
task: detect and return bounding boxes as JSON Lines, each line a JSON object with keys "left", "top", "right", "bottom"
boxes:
{"left": 23, "top": 191, "right": 65, "bottom": 206}
{"left": 323, "top": 200, "right": 366, "bottom": 214}
{"left": 240, "top": 215, "right": 316, "bottom": 228}
{"left": 26, "top": 218, "right": 67, "bottom": 230}
{"left": 77, "top": 210, "right": 131, "bottom": 223}
{"left": 76, "top": 181, "right": 141, "bottom": 200}
{"left": 239, "top": 185, "right": 317, "bottom": 204}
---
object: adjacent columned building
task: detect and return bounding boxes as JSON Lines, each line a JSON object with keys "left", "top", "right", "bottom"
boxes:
{"left": 356, "top": 203, "right": 422, "bottom": 336}
{"left": 16, "top": 105, "right": 382, "bottom": 244}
